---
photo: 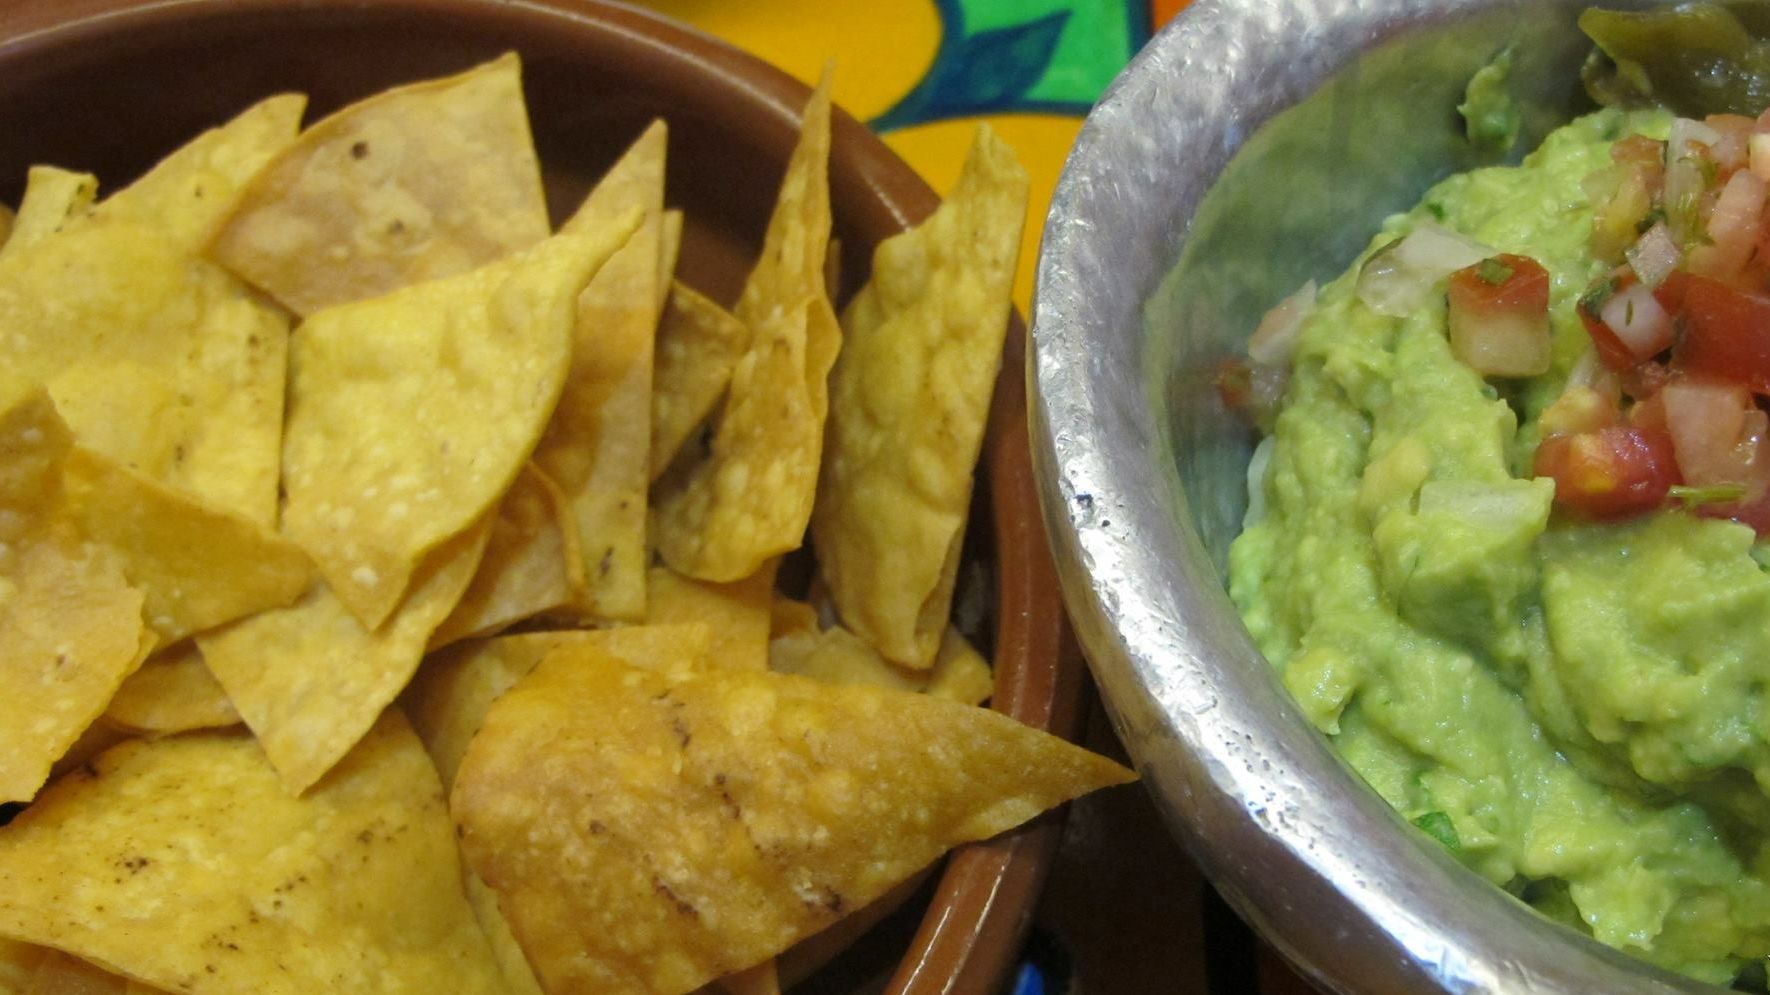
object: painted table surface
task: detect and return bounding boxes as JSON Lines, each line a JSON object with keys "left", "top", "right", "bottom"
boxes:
{"left": 629, "top": 2, "right": 1321, "bottom": 991}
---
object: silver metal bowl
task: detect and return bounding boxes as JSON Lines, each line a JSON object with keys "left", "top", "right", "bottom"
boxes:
{"left": 1030, "top": 1, "right": 1726, "bottom": 992}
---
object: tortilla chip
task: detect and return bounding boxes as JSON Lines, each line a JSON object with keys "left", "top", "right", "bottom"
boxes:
{"left": 430, "top": 464, "right": 577, "bottom": 649}
{"left": 198, "top": 520, "right": 492, "bottom": 794}
{"left": 211, "top": 57, "right": 548, "bottom": 315}
{"left": 404, "top": 625, "right": 715, "bottom": 995}
{"left": 649, "top": 282, "right": 750, "bottom": 481}
{"left": 769, "top": 616, "right": 992, "bottom": 705}
{"left": 453, "top": 657, "right": 1132, "bottom": 994}
{"left": 3, "top": 167, "right": 96, "bottom": 257}
{"left": 534, "top": 122, "right": 667, "bottom": 622}
{"left": 652, "top": 76, "right": 840, "bottom": 582}
{"left": 0, "top": 384, "right": 151, "bottom": 804}
{"left": 0, "top": 714, "right": 511, "bottom": 995}
{"left": 96, "top": 93, "right": 306, "bottom": 255}
{"left": 0, "top": 217, "right": 289, "bottom": 527}
{"left": 103, "top": 643, "right": 238, "bottom": 736}
{"left": 280, "top": 218, "right": 636, "bottom": 629}
{"left": 62, "top": 447, "right": 311, "bottom": 644}
{"left": 659, "top": 209, "right": 684, "bottom": 305}
{"left": 645, "top": 563, "right": 777, "bottom": 672}
{"left": 812, "top": 126, "right": 1026, "bottom": 667}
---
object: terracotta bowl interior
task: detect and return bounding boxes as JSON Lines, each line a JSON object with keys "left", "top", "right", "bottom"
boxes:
{"left": 0, "top": 1, "right": 1084, "bottom": 992}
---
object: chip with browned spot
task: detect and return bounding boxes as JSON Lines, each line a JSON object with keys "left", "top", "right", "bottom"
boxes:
{"left": 534, "top": 121, "right": 668, "bottom": 623}
{"left": 812, "top": 125, "right": 1026, "bottom": 668}
{"left": 0, "top": 713, "right": 511, "bottom": 995}
{"left": 452, "top": 652, "right": 1133, "bottom": 994}
{"left": 651, "top": 75, "right": 841, "bottom": 582}
{"left": 210, "top": 56, "right": 547, "bottom": 316}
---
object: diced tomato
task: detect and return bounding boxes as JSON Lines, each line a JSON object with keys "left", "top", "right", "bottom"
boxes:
{"left": 1445, "top": 254, "right": 1552, "bottom": 377}
{"left": 1534, "top": 423, "right": 1681, "bottom": 519}
{"left": 1668, "top": 273, "right": 1770, "bottom": 395}
{"left": 1687, "top": 169, "right": 1768, "bottom": 280}
{"left": 1215, "top": 357, "right": 1252, "bottom": 411}
{"left": 1706, "top": 113, "right": 1755, "bottom": 177}
{"left": 1578, "top": 274, "right": 1644, "bottom": 373}
{"left": 1611, "top": 133, "right": 1666, "bottom": 175}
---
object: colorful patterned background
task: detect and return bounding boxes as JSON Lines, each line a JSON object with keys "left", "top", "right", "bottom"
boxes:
{"left": 636, "top": 0, "right": 1187, "bottom": 313}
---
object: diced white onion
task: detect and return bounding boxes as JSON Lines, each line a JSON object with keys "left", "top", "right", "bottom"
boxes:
{"left": 1669, "top": 117, "right": 1724, "bottom": 161}
{"left": 1751, "top": 132, "right": 1770, "bottom": 182}
{"left": 1625, "top": 222, "right": 1682, "bottom": 289}
{"left": 1598, "top": 282, "right": 1673, "bottom": 359}
{"left": 1356, "top": 223, "right": 1495, "bottom": 317}
{"left": 1243, "top": 436, "right": 1275, "bottom": 528}
{"left": 1247, "top": 280, "right": 1318, "bottom": 365}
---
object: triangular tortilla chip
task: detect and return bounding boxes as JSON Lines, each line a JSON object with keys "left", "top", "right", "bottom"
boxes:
{"left": 2, "top": 166, "right": 96, "bottom": 257}
{"left": 645, "top": 563, "right": 777, "bottom": 672}
{"left": 652, "top": 75, "right": 841, "bottom": 582}
{"left": 0, "top": 216, "right": 289, "bottom": 527}
{"left": 430, "top": 463, "right": 578, "bottom": 650}
{"left": 0, "top": 383, "right": 151, "bottom": 804}
{"left": 533, "top": 121, "right": 668, "bottom": 622}
{"left": 769, "top": 615, "right": 993, "bottom": 705}
{"left": 0, "top": 714, "right": 511, "bottom": 995}
{"left": 15, "top": 947, "right": 174, "bottom": 995}
{"left": 210, "top": 56, "right": 548, "bottom": 315}
{"left": 452, "top": 655, "right": 1133, "bottom": 994}
{"left": 279, "top": 217, "right": 637, "bottom": 629}
{"left": 812, "top": 125, "right": 1026, "bottom": 668}
{"left": 103, "top": 643, "right": 238, "bottom": 736}
{"left": 62, "top": 447, "right": 312, "bottom": 644}
{"left": 403, "top": 625, "right": 714, "bottom": 995}
{"left": 96, "top": 93, "right": 306, "bottom": 255}
{"left": 649, "top": 281, "right": 750, "bottom": 481}
{"left": 199, "top": 520, "right": 492, "bottom": 794}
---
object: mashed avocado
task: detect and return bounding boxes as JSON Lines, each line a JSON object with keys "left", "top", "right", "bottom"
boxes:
{"left": 1228, "top": 106, "right": 1770, "bottom": 984}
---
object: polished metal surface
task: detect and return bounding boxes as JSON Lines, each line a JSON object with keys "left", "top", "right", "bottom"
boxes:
{"left": 1030, "top": 1, "right": 1720, "bottom": 992}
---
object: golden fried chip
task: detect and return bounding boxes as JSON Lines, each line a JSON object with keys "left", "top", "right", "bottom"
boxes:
{"left": 211, "top": 57, "right": 548, "bottom": 315}
{"left": 405, "top": 625, "right": 715, "bottom": 790}
{"left": 0, "top": 384, "right": 151, "bottom": 804}
{"left": 652, "top": 76, "right": 840, "bottom": 582}
{"left": 0, "top": 714, "right": 511, "bottom": 995}
{"left": 659, "top": 209, "right": 684, "bottom": 306}
{"left": 453, "top": 657, "right": 1133, "bottom": 994}
{"left": 649, "top": 282, "right": 750, "bottom": 481}
{"left": 103, "top": 643, "right": 238, "bottom": 736}
{"left": 95, "top": 93, "right": 306, "bottom": 254}
{"left": 404, "top": 625, "right": 714, "bottom": 995}
{"left": 63, "top": 448, "right": 311, "bottom": 644}
{"left": 812, "top": 126, "right": 1026, "bottom": 667}
{"left": 645, "top": 563, "right": 777, "bottom": 672}
{"left": 199, "top": 521, "right": 491, "bottom": 794}
{"left": 0, "top": 217, "right": 289, "bottom": 527}
{"left": 3, "top": 167, "right": 96, "bottom": 257}
{"left": 430, "top": 464, "right": 577, "bottom": 649}
{"left": 769, "top": 615, "right": 992, "bottom": 705}
{"left": 280, "top": 218, "right": 636, "bottom": 629}
{"left": 534, "top": 122, "right": 667, "bottom": 621}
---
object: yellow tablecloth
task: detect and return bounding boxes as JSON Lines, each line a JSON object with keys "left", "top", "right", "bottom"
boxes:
{"left": 633, "top": 0, "right": 1188, "bottom": 313}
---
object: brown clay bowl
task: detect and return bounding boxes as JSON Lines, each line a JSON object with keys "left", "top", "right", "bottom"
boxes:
{"left": 0, "top": 0, "right": 1083, "bottom": 991}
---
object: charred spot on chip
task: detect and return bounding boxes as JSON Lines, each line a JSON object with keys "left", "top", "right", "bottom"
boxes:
{"left": 651, "top": 874, "right": 698, "bottom": 918}
{"left": 349, "top": 140, "right": 370, "bottom": 160}
{"left": 115, "top": 854, "right": 151, "bottom": 873}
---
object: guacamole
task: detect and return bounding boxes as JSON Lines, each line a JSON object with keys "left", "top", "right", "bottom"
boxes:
{"left": 1228, "top": 106, "right": 1770, "bottom": 985}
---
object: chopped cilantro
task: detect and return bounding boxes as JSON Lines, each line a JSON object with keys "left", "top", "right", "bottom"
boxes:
{"left": 1476, "top": 257, "right": 1515, "bottom": 285}
{"left": 1412, "top": 811, "right": 1462, "bottom": 853}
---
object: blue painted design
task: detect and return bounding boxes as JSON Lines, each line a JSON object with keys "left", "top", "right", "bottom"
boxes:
{"left": 872, "top": 4, "right": 1072, "bottom": 131}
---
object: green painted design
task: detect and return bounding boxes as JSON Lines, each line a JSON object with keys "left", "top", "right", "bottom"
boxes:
{"left": 871, "top": 0, "right": 1152, "bottom": 132}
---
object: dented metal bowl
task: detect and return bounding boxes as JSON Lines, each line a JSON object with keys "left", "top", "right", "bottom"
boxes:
{"left": 1031, "top": 1, "right": 1718, "bottom": 992}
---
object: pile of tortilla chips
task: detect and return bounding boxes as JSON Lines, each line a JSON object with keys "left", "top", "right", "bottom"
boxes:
{"left": 0, "top": 54, "right": 1132, "bottom": 995}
